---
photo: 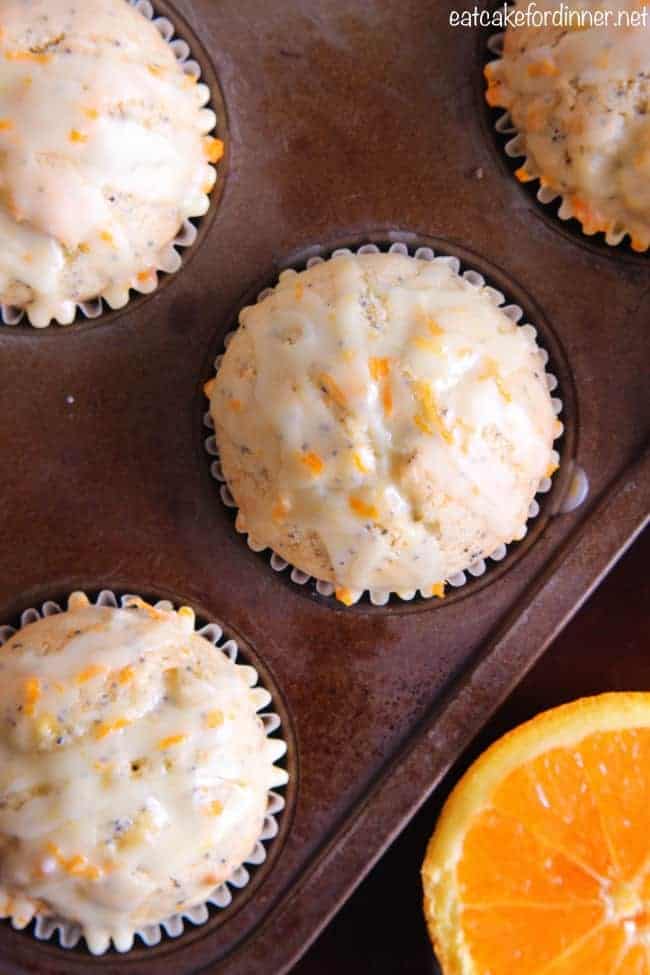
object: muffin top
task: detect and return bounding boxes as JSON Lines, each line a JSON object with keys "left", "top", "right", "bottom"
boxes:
{"left": 485, "top": 0, "right": 650, "bottom": 250}
{"left": 208, "top": 252, "right": 560, "bottom": 603}
{"left": 0, "top": 593, "right": 286, "bottom": 953}
{"left": 0, "top": 0, "right": 220, "bottom": 327}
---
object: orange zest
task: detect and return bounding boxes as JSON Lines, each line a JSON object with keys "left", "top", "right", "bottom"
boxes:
{"left": 427, "top": 317, "right": 444, "bottom": 337}
{"left": 515, "top": 165, "right": 533, "bottom": 183}
{"left": 203, "top": 136, "right": 224, "bottom": 164}
{"left": 5, "top": 50, "right": 52, "bottom": 65}
{"left": 272, "top": 496, "right": 292, "bottom": 523}
{"left": 381, "top": 380, "right": 393, "bottom": 416}
{"left": 46, "top": 844, "right": 103, "bottom": 881}
{"left": 94, "top": 718, "right": 130, "bottom": 740}
{"left": 23, "top": 678, "right": 41, "bottom": 716}
{"left": 413, "top": 382, "right": 453, "bottom": 444}
{"left": 485, "top": 83, "right": 502, "bottom": 107}
{"left": 527, "top": 57, "right": 558, "bottom": 78}
{"left": 318, "top": 372, "right": 347, "bottom": 410}
{"left": 299, "top": 451, "right": 324, "bottom": 477}
{"left": 75, "top": 664, "right": 106, "bottom": 685}
{"left": 368, "top": 357, "right": 390, "bottom": 380}
{"left": 123, "top": 596, "right": 164, "bottom": 619}
{"left": 353, "top": 452, "right": 370, "bottom": 474}
{"left": 117, "top": 666, "right": 135, "bottom": 685}
{"left": 368, "top": 359, "right": 392, "bottom": 415}
{"left": 412, "top": 335, "right": 443, "bottom": 354}
{"left": 480, "top": 359, "right": 512, "bottom": 403}
{"left": 158, "top": 733, "right": 187, "bottom": 750}
{"left": 335, "top": 587, "right": 356, "bottom": 607}
{"left": 349, "top": 495, "right": 379, "bottom": 521}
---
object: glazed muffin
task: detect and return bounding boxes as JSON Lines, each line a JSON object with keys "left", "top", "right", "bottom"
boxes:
{"left": 206, "top": 252, "right": 561, "bottom": 604}
{"left": 0, "top": 0, "right": 221, "bottom": 327}
{"left": 0, "top": 593, "right": 286, "bottom": 953}
{"left": 485, "top": 0, "right": 650, "bottom": 250}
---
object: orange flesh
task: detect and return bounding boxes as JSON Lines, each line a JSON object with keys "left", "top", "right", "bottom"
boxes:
{"left": 457, "top": 727, "right": 650, "bottom": 973}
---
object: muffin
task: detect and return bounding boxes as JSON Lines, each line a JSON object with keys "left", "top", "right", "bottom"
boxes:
{"left": 0, "top": 0, "right": 221, "bottom": 327}
{"left": 0, "top": 592, "right": 286, "bottom": 953}
{"left": 206, "top": 251, "right": 561, "bottom": 605}
{"left": 485, "top": 0, "right": 650, "bottom": 250}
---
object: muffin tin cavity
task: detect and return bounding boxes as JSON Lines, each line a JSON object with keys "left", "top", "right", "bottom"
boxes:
{"left": 479, "top": 11, "right": 650, "bottom": 264}
{"left": 202, "top": 233, "right": 579, "bottom": 613}
{"left": 0, "top": 589, "right": 293, "bottom": 956}
{"left": 0, "top": 0, "right": 228, "bottom": 331}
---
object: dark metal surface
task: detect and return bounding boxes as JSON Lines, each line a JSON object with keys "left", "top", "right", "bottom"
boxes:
{"left": 294, "top": 529, "right": 650, "bottom": 975}
{"left": 0, "top": 1, "right": 648, "bottom": 973}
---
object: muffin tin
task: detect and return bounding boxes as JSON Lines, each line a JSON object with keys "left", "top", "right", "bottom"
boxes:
{"left": 0, "top": 0, "right": 648, "bottom": 972}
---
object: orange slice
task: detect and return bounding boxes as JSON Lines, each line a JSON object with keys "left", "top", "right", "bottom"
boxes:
{"left": 422, "top": 693, "right": 650, "bottom": 975}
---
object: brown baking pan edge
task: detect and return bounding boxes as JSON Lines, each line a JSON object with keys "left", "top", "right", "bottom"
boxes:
{"left": 223, "top": 442, "right": 649, "bottom": 975}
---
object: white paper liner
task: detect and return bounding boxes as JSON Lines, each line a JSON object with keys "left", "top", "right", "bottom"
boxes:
{"left": 203, "top": 239, "right": 566, "bottom": 607}
{"left": 0, "top": 589, "right": 288, "bottom": 954}
{"left": 485, "top": 28, "right": 645, "bottom": 251}
{"left": 0, "top": 0, "right": 219, "bottom": 329}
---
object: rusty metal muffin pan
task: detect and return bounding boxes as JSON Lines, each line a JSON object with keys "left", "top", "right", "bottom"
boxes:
{"left": 0, "top": 1, "right": 648, "bottom": 973}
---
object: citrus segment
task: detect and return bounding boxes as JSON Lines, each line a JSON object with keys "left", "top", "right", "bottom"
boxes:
{"left": 422, "top": 694, "right": 650, "bottom": 975}
{"left": 491, "top": 748, "right": 617, "bottom": 881}
{"left": 579, "top": 729, "right": 650, "bottom": 881}
{"left": 542, "top": 923, "right": 627, "bottom": 975}
{"left": 459, "top": 808, "right": 602, "bottom": 905}
{"left": 622, "top": 945, "right": 650, "bottom": 975}
{"left": 460, "top": 904, "right": 603, "bottom": 973}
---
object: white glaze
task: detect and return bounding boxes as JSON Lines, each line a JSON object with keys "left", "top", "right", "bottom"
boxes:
{"left": 0, "top": 0, "right": 219, "bottom": 326}
{"left": 209, "top": 253, "right": 560, "bottom": 601}
{"left": 486, "top": 0, "right": 650, "bottom": 249}
{"left": 0, "top": 594, "right": 286, "bottom": 953}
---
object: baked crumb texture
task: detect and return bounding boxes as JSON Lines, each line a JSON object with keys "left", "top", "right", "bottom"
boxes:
{"left": 485, "top": 0, "right": 650, "bottom": 251}
{"left": 208, "top": 252, "right": 561, "bottom": 605}
{"left": 0, "top": 593, "right": 287, "bottom": 953}
{"left": 0, "top": 0, "right": 221, "bottom": 327}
